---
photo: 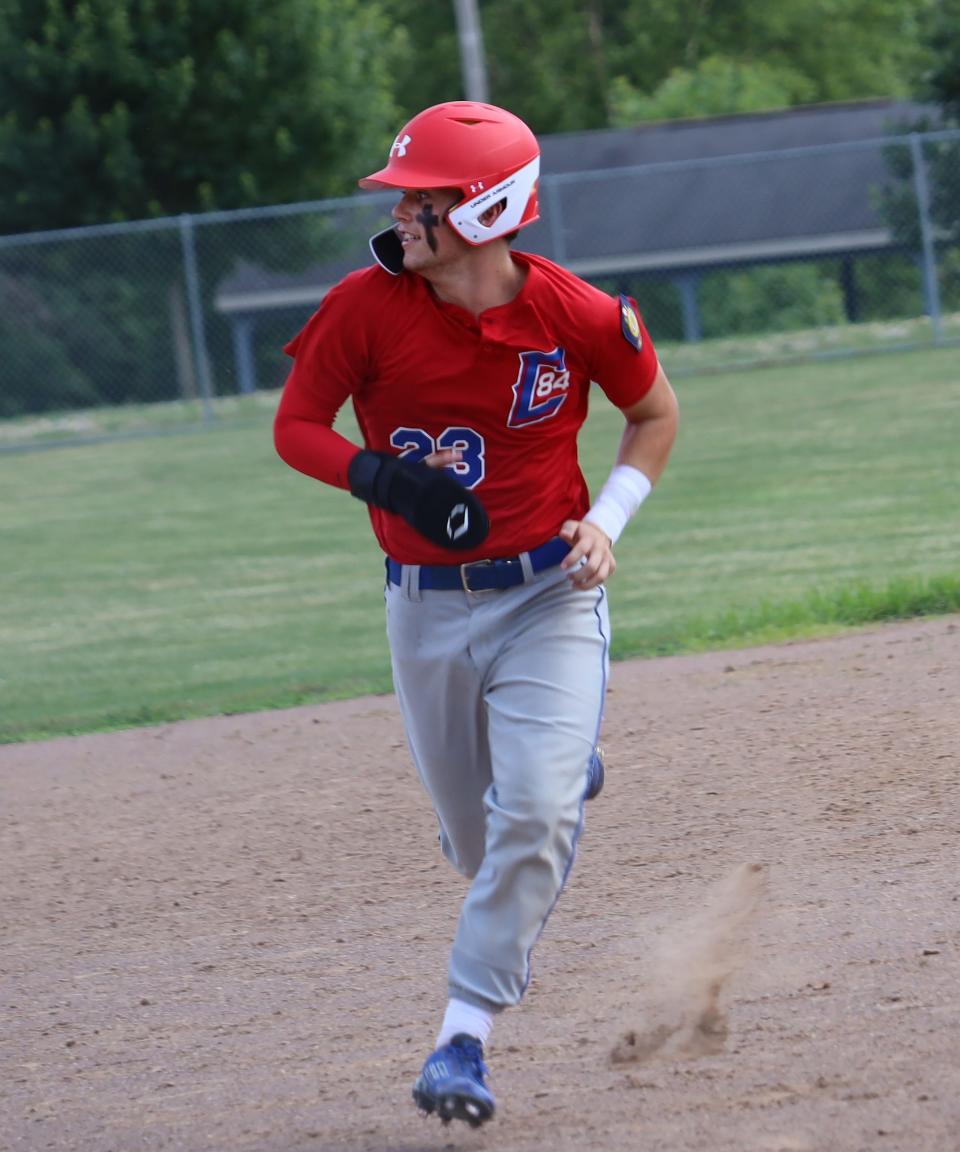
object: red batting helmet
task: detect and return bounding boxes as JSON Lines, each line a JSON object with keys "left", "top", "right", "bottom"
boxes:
{"left": 359, "top": 101, "right": 540, "bottom": 245}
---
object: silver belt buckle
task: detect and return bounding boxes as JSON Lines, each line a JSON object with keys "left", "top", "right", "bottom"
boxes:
{"left": 460, "top": 558, "right": 493, "bottom": 594}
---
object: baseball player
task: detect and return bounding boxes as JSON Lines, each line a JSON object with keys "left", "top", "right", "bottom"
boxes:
{"left": 274, "top": 101, "right": 678, "bottom": 1127}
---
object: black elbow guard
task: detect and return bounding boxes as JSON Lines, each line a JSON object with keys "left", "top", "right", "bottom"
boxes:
{"left": 347, "top": 450, "right": 489, "bottom": 551}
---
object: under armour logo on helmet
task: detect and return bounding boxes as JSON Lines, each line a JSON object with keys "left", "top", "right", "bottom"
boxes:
{"left": 390, "top": 133, "right": 412, "bottom": 158}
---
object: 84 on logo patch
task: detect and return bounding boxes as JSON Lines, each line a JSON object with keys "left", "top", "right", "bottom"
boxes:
{"left": 618, "top": 294, "right": 643, "bottom": 352}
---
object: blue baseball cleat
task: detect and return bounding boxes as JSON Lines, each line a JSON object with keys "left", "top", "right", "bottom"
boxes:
{"left": 584, "top": 744, "right": 605, "bottom": 801}
{"left": 412, "top": 1033, "right": 495, "bottom": 1127}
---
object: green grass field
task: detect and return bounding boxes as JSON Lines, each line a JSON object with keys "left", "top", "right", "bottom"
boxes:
{"left": 1, "top": 345, "right": 958, "bottom": 744}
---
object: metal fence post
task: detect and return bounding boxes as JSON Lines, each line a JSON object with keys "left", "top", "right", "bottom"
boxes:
{"left": 909, "top": 132, "right": 943, "bottom": 344}
{"left": 231, "top": 316, "right": 257, "bottom": 395}
{"left": 543, "top": 176, "right": 567, "bottom": 265}
{"left": 178, "top": 213, "right": 215, "bottom": 422}
{"left": 675, "top": 273, "right": 702, "bottom": 343}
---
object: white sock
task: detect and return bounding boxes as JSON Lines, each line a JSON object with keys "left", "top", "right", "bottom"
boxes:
{"left": 436, "top": 998, "right": 494, "bottom": 1049}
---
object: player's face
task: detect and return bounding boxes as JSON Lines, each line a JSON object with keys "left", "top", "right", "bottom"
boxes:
{"left": 391, "top": 187, "right": 465, "bottom": 271}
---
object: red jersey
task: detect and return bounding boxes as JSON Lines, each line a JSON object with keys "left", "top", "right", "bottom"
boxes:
{"left": 275, "top": 251, "right": 659, "bottom": 565}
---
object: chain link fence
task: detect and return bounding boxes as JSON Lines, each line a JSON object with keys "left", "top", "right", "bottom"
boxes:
{"left": 1, "top": 129, "right": 958, "bottom": 447}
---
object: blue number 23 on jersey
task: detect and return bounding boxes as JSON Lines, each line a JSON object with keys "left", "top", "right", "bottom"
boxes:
{"left": 390, "top": 426, "right": 486, "bottom": 489}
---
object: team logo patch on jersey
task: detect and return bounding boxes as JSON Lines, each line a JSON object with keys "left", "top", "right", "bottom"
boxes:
{"left": 619, "top": 294, "right": 643, "bottom": 352}
{"left": 507, "top": 348, "right": 571, "bottom": 428}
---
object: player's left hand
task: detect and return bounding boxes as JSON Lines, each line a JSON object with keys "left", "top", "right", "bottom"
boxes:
{"left": 558, "top": 519, "right": 616, "bottom": 590}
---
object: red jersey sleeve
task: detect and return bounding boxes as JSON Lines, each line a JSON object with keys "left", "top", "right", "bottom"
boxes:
{"left": 273, "top": 273, "right": 372, "bottom": 490}
{"left": 588, "top": 293, "right": 659, "bottom": 409}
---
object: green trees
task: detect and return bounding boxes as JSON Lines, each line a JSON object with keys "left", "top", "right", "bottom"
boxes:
{"left": 0, "top": 0, "right": 944, "bottom": 235}
{"left": 610, "top": 58, "right": 814, "bottom": 124}
{"left": 924, "top": 0, "right": 960, "bottom": 121}
{"left": 379, "top": 1, "right": 933, "bottom": 133}
{"left": 921, "top": 0, "right": 960, "bottom": 253}
{"left": 0, "top": 0, "right": 404, "bottom": 234}
{"left": 0, "top": 0, "right": 410, "bottom": 416}
{"left": 604, "top": 0, "right": 930, "bottom": 126}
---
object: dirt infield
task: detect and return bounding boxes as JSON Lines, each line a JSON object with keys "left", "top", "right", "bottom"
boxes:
{"left": 3, "top": 616, "right": 959, "bottom": 1152}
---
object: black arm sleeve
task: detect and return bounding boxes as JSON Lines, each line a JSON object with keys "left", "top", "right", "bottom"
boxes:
{"left": 347, "top": 450, "right": 489, "bottom": 551}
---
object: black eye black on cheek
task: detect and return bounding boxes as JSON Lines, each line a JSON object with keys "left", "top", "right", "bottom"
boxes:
{"left": 415, "top": 201, "right": 441, "bottom": 252}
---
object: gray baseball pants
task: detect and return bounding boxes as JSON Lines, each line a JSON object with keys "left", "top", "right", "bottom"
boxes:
{"left": 385, "top": 557, "right": 610, "bottom": 1012}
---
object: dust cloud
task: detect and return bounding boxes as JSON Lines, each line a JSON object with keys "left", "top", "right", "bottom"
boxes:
{"left": 611, "top": 862, "right": 767, "bottom": 1063}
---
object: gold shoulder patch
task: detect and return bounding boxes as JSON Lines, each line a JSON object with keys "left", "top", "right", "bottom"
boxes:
{"left": 619, "top": 294, "right": 643, "bottom": 352}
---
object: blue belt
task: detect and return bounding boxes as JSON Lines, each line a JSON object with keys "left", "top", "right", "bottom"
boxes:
{"left": 387, "top": 537, "right": 571, "bottom": 593}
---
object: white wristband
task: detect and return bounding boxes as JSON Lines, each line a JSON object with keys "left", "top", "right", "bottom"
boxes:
{"left": 584, "top": 464, "right": 653, "bottom": 544}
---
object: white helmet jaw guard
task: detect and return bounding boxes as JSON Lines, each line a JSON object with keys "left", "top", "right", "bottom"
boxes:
{"left": 446, "top": 156, "right": 540, "bottom": 245}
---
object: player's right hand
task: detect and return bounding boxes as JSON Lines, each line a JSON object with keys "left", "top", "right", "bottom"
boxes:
{"left": 423, "top": 447, "right": 463, "bottom": 470}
